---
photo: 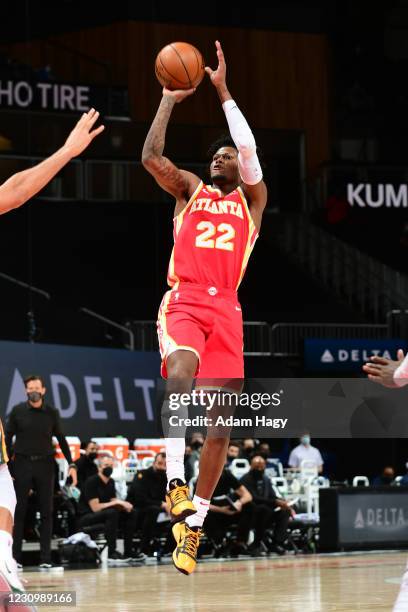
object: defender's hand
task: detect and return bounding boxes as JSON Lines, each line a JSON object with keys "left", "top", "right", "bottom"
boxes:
{"left": 64, "top": 108, "right": 104, "bottom": 157}
{"left": 205, "top": 40, "right": 227, "bottom": 88}
{"left": 162, "top": 87, "right": 196, "bottom": 103}
{"left": 363, "top": 349, "right": 405, "bottom": 388}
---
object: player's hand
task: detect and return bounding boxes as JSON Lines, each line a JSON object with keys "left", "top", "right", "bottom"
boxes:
{"left": 362, "top": 349, "right": 405, "bottom": 388}
{"left": 162, "top": 87, "right": 196, "bottom": 103}
{"left": 234, "top": 500, "right": 243, "bottom": 512}
{"left": 64, "top": 108, "right": 104, "bottom": 157}
{"left": 205, "top": 40, "right": 227, "bottom": 88}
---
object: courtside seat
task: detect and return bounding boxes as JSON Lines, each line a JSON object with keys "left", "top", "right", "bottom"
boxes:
{"left": 229, "top": 458, "right": 250, "bottom": 479}
{"left": 122, "top": 459, "right": 140, "bottom": 483}
{"left": 266, "top": 458, "right": 283, "bottom": 478}
{"left": 271, "top": 476, "right": 289, "bottom": 499}
{"left": 352, "top": 476, "right": 369, "bottom": 487}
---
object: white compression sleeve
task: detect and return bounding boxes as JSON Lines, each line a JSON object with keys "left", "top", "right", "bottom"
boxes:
{"left": 393, "top": 353, "right": 408, "bottom": 387}
{"left": 222, "top": 99, "right": 263, "bottom": 185}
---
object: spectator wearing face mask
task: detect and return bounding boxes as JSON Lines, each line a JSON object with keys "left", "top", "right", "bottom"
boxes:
{"left": 77, "top": 455, "right": 139, "bottom": 564}
{"left": 127, "top": 453, "right": 169, "bottom": 555}
{"left": 241, "top": 438, "right": 256, "bottom": 461}
{"left": 5, "top": 374, "right": 77, "bottom": 569}
{"left": 288, "top": 433, "right": 323, "bottom": 474}
{"left": 74, "top": 440, "right": 98, "bottom": 492}
{"left": 240, "top": 455, "right": 294, "bottom": 556}
{"left": 372, "top": 466, "right": 395, "bottom": 486}
{"left": 257, "top": 442, "right": 272, "bottom": 459}
{"left": 226, "top": 441, "right": 241, "bottom": 466}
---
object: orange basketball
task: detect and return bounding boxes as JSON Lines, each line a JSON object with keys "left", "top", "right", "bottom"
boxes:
{"left": 155, "top": 42, "right": 205, "bottom": 90}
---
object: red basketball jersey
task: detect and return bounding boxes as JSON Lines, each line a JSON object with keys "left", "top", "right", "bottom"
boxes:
{"left": 167, "top": 181, "right": 258, "bottom": 290}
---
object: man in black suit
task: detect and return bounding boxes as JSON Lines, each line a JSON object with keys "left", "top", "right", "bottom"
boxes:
{"left": 6, "top": 375, "right": 78, "bottom": 568}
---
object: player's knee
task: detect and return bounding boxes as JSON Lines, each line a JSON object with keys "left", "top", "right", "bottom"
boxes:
{"left": 166, "top": 351, "right": 197, "bottom": 380}
{"left": 204, "top": 436, "right": 230, "bottom": 449}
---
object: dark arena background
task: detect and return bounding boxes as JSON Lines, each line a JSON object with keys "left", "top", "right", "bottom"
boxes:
{"left": 0, "top": 1, "right": 407, "bottom": 610}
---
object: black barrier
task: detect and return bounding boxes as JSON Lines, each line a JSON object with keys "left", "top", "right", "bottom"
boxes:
{"left": 3, "top": 340, "right": 408, "bottom": 440}
{"left": 320, "top": 487, "right": 408, "bottom": 551}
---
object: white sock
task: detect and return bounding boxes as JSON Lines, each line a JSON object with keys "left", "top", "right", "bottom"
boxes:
{"left": 185, "top": 495, "right": 210, "bottom": 528}
{"left": 0, "top": 529, "right": 13, "bottom": 560}
{"left": 165, "top": 437, "right": 186, "bottom": 488}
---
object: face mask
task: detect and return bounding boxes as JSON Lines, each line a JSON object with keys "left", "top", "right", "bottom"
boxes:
{"left": 191, "top": 441, "right": 203, "bottom": 450}
{"left": 27, "top": 391, "right": 42, "bottom": 403}
{"left": 88, "top": 452, "right": 98, "bottom": 461}
{"left": 102, "top": 467, "right": 113, "bottom": 477}
{"left": 383, "top": 476, "right": 393, "bottom": 484}
{"left": 253, "top": 469, "right": 264, "bottom": 479}
{"left": 301, "top": 436, "right": 310, "bottom": 445}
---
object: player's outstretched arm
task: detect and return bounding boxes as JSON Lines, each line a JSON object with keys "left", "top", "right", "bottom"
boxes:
{"left": 206, "top": 40, "right": 267, "bottom": 229}
{"left": 142, "top": 89, "right": 201, "bottom": 204}
{"left": 0, "top": 108, "right": 104, "bottom": 216}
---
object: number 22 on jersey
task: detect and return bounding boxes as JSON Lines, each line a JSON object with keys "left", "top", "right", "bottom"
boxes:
{"left": 195, "top": 221, "right": 235, "bottom": 252}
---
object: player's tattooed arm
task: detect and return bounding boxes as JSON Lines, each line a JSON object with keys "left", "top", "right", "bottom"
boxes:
{"left": 142, "top": 91, "right": 200, "bottom": 201}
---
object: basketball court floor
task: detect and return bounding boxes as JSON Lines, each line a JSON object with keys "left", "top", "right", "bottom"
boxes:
{"left": 17, "top": 551, "right": 408, "bottom": 611}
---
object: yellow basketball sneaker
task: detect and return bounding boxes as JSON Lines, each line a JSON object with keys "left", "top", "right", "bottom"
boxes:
{"left": 166, "top": 479, "right": 196, "bottom": 523}
{"left": 172, "top": 521, "right": 202, "bottom": 575}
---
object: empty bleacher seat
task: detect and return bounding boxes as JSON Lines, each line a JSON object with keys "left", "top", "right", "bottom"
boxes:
{"left": 300, "top": 460, "right": 319, "bottom": 484}
{"left": 271, "top": 476, "right": 289, "bottom": 498}
{"left": 229, "top": 458, "right": 250, "bottom": 479}
{"left": 352, "top": 476, "right": 369, "bottom": 487}
{"left": 122, "top": 459, "right": 140, "bottom": 483}
{"left": 265, "top": 458, "right": 283, "bottom": 478}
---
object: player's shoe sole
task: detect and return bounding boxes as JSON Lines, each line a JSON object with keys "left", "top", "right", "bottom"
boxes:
{"left": 172, "top": 521, "right": 201, "bottom": 576}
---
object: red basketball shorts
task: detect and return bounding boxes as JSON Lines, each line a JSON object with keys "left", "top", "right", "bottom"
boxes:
{"left": 157, "top": 282, "right": 244, "bottom": 379}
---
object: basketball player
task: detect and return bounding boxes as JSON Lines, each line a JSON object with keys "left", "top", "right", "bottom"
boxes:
{"left": 0, "top": 108, "right": 104, "bottom": 593}
{"left": 142, "top": 40, "right": 267, "bottom": 574}
{"left": 363, "top": 349, "right": 407, "bottom": 388}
